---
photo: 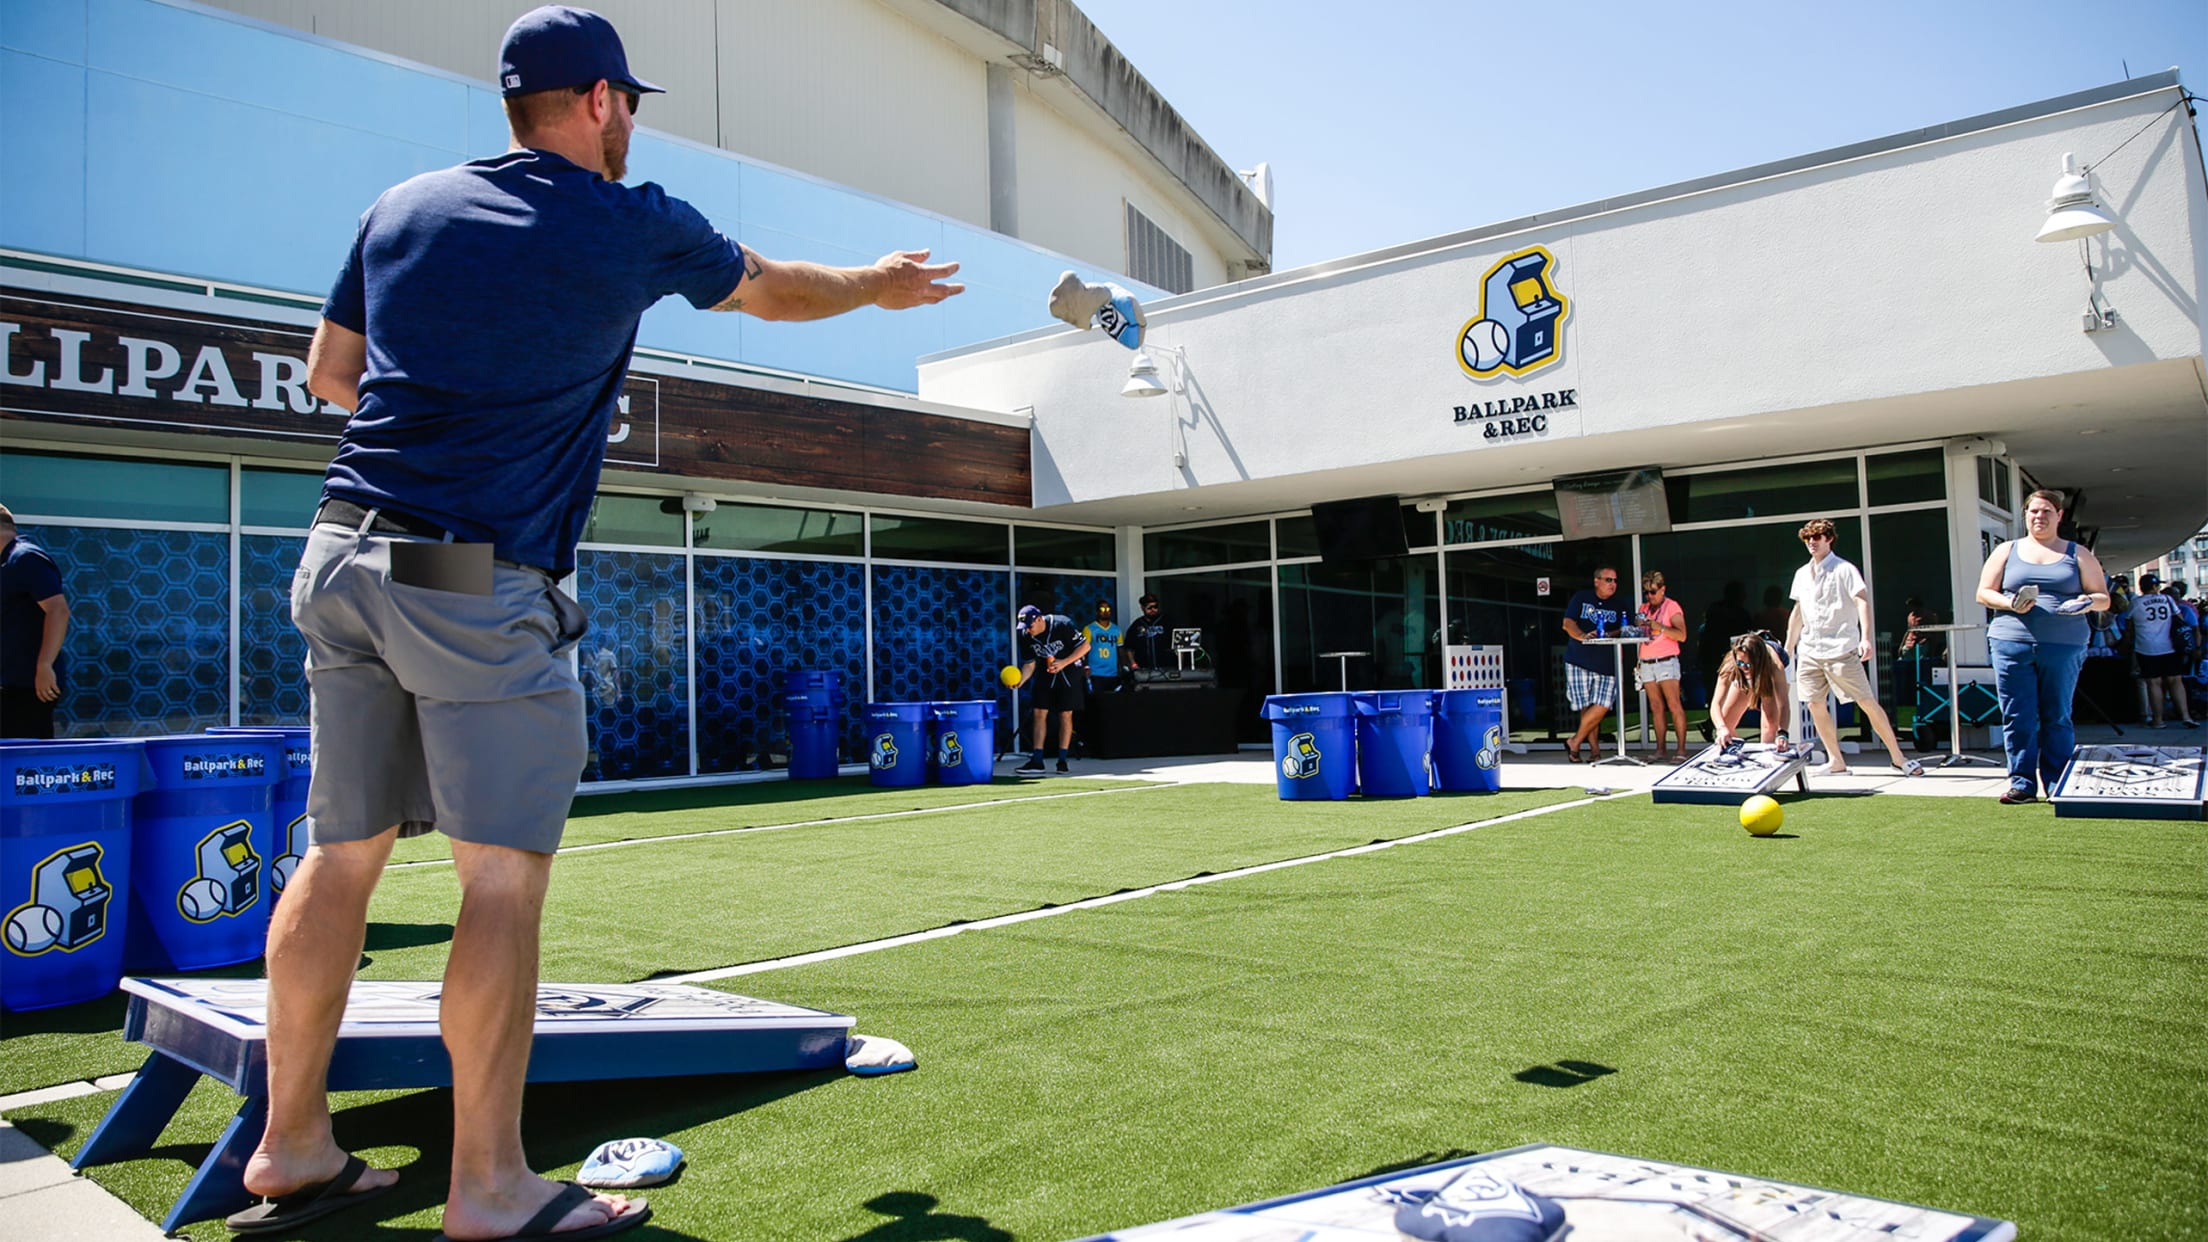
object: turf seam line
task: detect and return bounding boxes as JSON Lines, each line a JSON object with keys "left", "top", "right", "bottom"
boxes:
{"left": 382, "top": 782, "right": 1176, "bottom": 869}
{"left": 660, "top": 791, "right": 1634, "bottom": 985}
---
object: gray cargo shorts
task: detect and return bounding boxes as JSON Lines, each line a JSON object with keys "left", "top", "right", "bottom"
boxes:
{"left": 290, "top": 516, "right": 588, "bottom": 854}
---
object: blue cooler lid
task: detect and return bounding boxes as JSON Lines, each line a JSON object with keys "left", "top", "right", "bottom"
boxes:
{"left": 1261, "top": 692, "right": 1358, "bottom": 721}
{"left": 0, "top": 739, "right": 147, "bottom": 805}
{"left": 138, "top": 734, "right": 286, "bottom": 788}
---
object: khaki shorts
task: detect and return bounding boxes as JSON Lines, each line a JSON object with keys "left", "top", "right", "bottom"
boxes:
{"left": 1796, "top": 653, "right": 1874, "bottom": 705}
{"left": 290, "top": 520, "right": 588, "bottom": 854}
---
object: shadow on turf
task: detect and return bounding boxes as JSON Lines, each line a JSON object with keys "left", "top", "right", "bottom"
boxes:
{"left": 839, "top": 1191, "right": 1012, "bottom": 1242}
{"left": 1357, "top": 1149, "right": 1481, "bottom": 1179}
{"left": 566, "top": 776, "right": 1035, "bottom": 821}
{"left": 364, "top": 921, "right": 454, "bottom": 952}
{"left": 1513, "top": 1059, "right": 1617, "bottom": 1089}
{"left": 23, "top": 1070, "right": 839, "bottom": 1238}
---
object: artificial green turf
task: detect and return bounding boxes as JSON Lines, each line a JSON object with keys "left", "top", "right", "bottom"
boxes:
{"left": 0, "top": 784, "right": 1565, "bottom": 1095}
{"left": 9, "top": 793, "right": 2203, "bottom": 1241}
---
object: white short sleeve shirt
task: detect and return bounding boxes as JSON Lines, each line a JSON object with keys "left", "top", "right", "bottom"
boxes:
{"left": 1790, "top": 553, "right": 1867, "bottom": 660}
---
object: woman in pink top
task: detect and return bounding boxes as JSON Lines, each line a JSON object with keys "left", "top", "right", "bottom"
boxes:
{"left": 1637, "top": 571, "right": 1690, "bottom": 761}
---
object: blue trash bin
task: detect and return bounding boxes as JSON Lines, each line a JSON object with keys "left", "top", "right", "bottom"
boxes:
{"left": 779, "top": 670, "right": 847, "bottom": 780}
{"left": 862, "top": 702, "right": 930, "bottom": 789}
{"left": 127, "top": 734, "right": 285, "bottom": 972}
{"left": 1, "top": 739, "right": 143, "bottom": 1011}
{"left": 207, "top": 727, "right": 312, "bottom": 901}
{"left": 1433, "top": 688, "right": 1505, "bottom": 793}
{"left": 1354, "top": 691, "right": 1435, "bottom": 798}
{"left": 1261, "top": 693, "right": 1358, "bottom": 801}
{"left": 929, "top": 700, "right": 999, "bottom": 786}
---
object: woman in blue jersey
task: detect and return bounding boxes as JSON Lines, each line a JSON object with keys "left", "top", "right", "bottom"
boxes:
{"left": 1974, "top": 490, "right": 2111, "bottom": 804}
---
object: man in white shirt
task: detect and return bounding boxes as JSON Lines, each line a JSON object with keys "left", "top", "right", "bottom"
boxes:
{"left": 1785, "top": 518, "right": 1923, "bottom": 776}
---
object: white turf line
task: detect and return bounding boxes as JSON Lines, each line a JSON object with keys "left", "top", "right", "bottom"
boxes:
{"left": 383, "top": 781, "right": 1176, "bottom": 870}
{"left": 662, "top": 790, "right": 1638, "bottom": 986}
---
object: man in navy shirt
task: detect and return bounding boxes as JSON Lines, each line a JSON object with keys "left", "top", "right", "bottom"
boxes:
{"left": 0, "top": 505, "right": 70, "bottom": 739}
{"left": 1013, "top": 605, "right": 1091, "bottom": 774}
{"left": 1559, "top": 566, "right": 1629, "bottom": 762}
{"left": 243, "top": 9, "right": 962, "bottom": 1239}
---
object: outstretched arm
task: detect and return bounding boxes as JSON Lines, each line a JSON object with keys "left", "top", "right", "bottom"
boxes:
{"left": 715, "top": 248, "right": 963, "bottom": 321}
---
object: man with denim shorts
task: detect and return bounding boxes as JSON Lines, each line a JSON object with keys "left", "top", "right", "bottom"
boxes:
{"left": 238, "top": 9, "right": 963, "bottom": 1239}
{"left": 1784, "top": 518, "right": 1921, "bottom": 778}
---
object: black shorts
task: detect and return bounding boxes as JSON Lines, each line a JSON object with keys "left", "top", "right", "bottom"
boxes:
{"left": 1029, "top": 672, "right": 1087, "bottom": 713}
{"left": 2138, "top": 651, "right": 2188, "bottom": 678}
{"left": 0, "top": 686, "right": 57, "bottom": 739}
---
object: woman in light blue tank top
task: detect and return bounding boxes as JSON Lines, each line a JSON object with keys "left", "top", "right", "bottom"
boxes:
{"left": 1974, "top": 490, "right": 2111, "bottom": 803}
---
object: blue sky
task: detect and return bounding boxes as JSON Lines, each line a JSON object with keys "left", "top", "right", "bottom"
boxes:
{"left": 1078, "top": 0, "right": 2207, "bottom": 272}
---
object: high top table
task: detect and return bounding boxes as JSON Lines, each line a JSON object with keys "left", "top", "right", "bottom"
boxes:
{"left": 1908, "top": 622, "right": 1999, "bottom": 768}
{"left": 1579, "top": 634, "right": 1648, "bottom": 766}
{"left": 1317, "top": 651, "right": 1370, "bottom": 691}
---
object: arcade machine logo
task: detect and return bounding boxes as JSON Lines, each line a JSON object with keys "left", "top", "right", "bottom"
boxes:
{"left": 178, "top": 820, "right": 261, "bottom": 922}
{"left": 5, "top": 842, "right": 113, "bottom": 956}
{"left": 870, "top": 733, "right": 900, "bottom": 771}
{"left": 1281, "top": 733, "right": 1324, "bottom": 779}
{"left": 1457, "top": 246, "right": 1569, "bottom": 379}
{"left": 936, "top": 731, "right": 964, "bottom": 771}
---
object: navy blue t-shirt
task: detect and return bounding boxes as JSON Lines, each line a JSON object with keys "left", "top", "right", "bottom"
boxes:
{"left": 1, "top": 536, "right": 67, "bottom": 689}
{"left": 321, "top": 149, "right": 746, "bottom": 573}
{"left": 1563, "top": 587, "right": 1630, "bottom": 674}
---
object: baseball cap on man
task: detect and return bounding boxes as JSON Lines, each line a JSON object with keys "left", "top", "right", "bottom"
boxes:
{"left": 1016, "top": 605, "right": 1042, "bottom": 628}
{"left": 499, "top": 6, "right": 665, "bottom": 98}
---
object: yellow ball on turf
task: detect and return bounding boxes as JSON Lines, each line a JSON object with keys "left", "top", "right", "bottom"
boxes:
{"left": 1740, "top": 795, "right": 1783, "bottom": 836}
{"left": 999, "top": 665, "right": 1023, "bottom": 688}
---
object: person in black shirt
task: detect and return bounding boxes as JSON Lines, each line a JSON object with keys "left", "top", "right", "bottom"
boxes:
{"left": 1013, "top": 605, "right": 1090, "bottom": 773}
{"left": 0, "top": 505, "right": 70, "bottom": 739}
{"left": 1124, "top": 593, "right": 1169, "bottom": 678}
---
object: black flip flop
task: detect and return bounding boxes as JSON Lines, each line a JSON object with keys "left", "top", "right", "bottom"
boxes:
{"left": 1564, "top": 741, "right": 1583, "bottom": 764}
{"left": 225, "top": 1153, "right": 393, "bottom": 1234}
{"left": 431, "top": 1181, "right": 652, "bottom": 1242}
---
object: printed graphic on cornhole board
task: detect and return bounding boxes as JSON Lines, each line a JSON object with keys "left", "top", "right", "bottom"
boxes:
{"left": 1082, "top": 1143, "right": 2014, "bottom": 1241}
{"left": 2049, "top": 745, "right": 2204, "bottom": 821}
{"left": 1650, "top": 743, "right": 1809, "bottom": 805}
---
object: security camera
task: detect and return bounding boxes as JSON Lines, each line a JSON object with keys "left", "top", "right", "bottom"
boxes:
{"left": 681, "top": 493, "right": 718, "bottom": 514}
{"left": 1414, "top": 499, "right": 1448, "bottom": 513}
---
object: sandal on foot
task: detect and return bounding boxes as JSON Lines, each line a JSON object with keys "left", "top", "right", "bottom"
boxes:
{"left": 226, "top": 1154, "right": 392, "bottom": 1234}
{"left": 432, "top": 1181, "right": 652, "bottom": 1242}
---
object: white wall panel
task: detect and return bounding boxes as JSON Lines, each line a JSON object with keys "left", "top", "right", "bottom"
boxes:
{"left": 1012, "top": 84, "right": 1227, "bottom": 289}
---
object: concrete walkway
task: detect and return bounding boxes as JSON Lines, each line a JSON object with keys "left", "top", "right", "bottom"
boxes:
{"left": 4, "top": 723, "right": 2193, "bottom": 1240}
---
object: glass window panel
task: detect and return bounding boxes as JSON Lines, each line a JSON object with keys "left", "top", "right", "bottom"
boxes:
{"left": 0, "top": 450, "right": 228, "bottom": 523}
{"left": 1442, "top": 490, "right": 1561, "bottom": 544}
{"left": 1444, "top": 542, "right": 1569, "bottom": 742}
{"left": 580, "top": 494, "right": 685, "bottom": 548}
{"left": 28, "top": 525, "right": 231, "bottom": 735}
{"left": 1867, "top": 508, "right": 1955, "bottom": 732}
{"left": 1665, "top": 459, "right": 1858, "bottom": 524}
{"left": 1976, "top": 457, "right": 2012, "bottom": 513}
{"left": 1277, "top": 555, "right": 1441, "bottom": 697}
{"left": 1275, "top": 515, "right": 1318, "bottom": 560}
{"left": 1015, "top": 525, "right": 1115, "bottom": 571}
{"left": 695, "top": 502, "right": 863, "bottom": 557}
{"left": 1865, "top": 449, "right": 1944, "bottom": 507}
{"left": 1636, "top": 517, "right": 1863, "bottom": 737}
{"left": 1144, "top": 520, "right": 1270, "bottom": 570}
{"left": 1141, "top": 568, "right": 1275, "bottom": 743}
{"left": 1401, "top": 505, "right": 1437, "bottom": 551}
{"left": 575, "top": 550, "right": 690, "bottom": 780}
{"left": 870, "top": 514, "right": 1008, "bottom": 565}
{"left": 239, "top": 467, "right": 324, "bottom": 528}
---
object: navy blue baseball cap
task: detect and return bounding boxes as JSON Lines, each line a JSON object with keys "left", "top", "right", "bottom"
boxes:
{"left": 1016, "top": 605, "right": 1042, "bottom": 627}
{"left": 499, "top": 6, "right": 664, "bottom": 98}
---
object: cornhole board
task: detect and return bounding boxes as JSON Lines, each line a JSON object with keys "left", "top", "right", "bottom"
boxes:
{"left": 2049, "top": 744, "right": 2205, "bottom": 821}
{"left": 74, "top": 978, "right": 853, "bottom": 1230}
{"left": 1650, "top": 743, "right": 1809, "bottom": 805}
{"left": 1082, "top": 1143, "right": 2014, "bottom": 1240}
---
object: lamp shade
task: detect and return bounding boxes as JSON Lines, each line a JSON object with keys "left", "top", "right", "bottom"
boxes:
{"left": 2035, "top": 154, "right": 2116, "bottom": 243}
{"left": 1121, "top": 351, "right": 1168, "bottom": 398}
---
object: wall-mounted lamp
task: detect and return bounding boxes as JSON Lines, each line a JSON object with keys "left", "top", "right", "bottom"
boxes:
{"left": 1122, "top": 349, "right": 1172, "bottom": 399}
{"left": 2035, "top": 153, "right": 2118, "bottom": 244}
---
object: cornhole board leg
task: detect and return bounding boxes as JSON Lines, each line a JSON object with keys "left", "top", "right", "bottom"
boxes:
{"left": 2049, "top": 744, "right": 2205, "bottom": 820}
{"left": 164, "top": 1095, "right": 265, "bottom": 1232}
{"left": 1650, "top": 744, "right": 1809, "bottom": 805}
{"left": 72, "top": 1049, "right": 200, "bottom": 1168}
